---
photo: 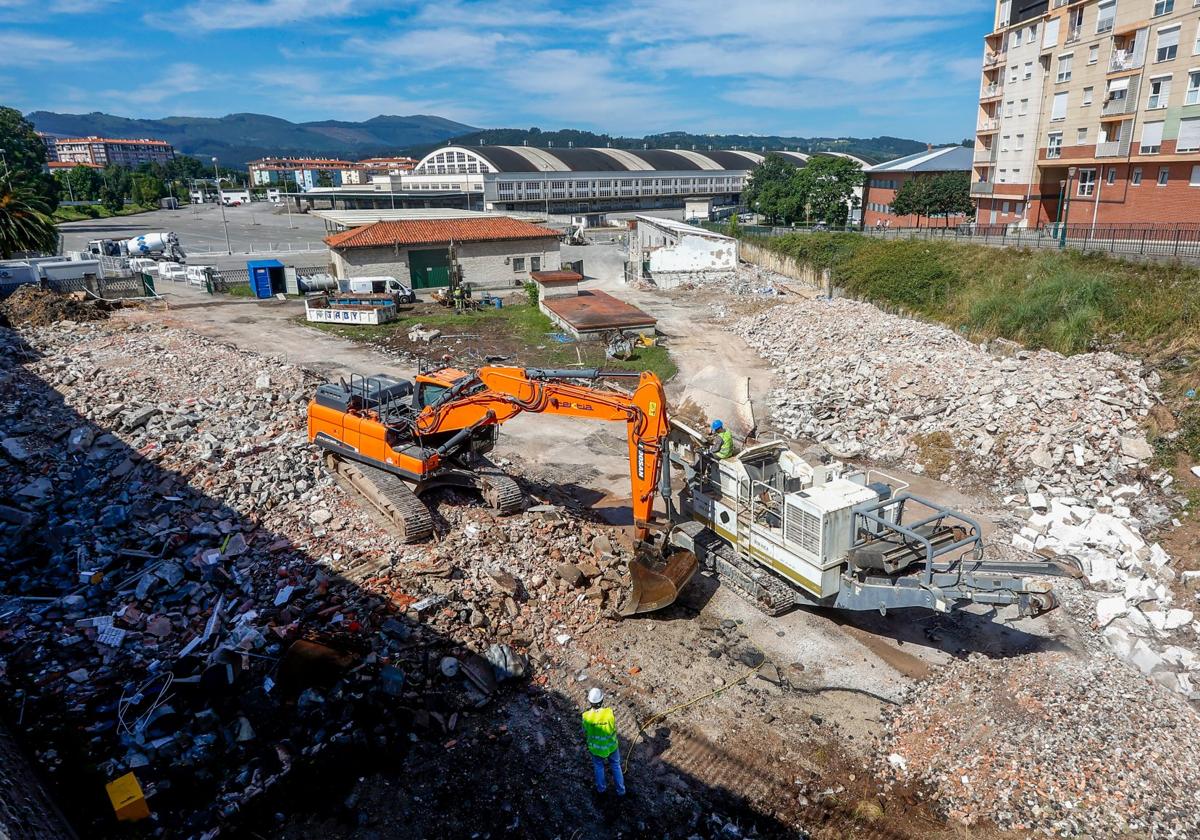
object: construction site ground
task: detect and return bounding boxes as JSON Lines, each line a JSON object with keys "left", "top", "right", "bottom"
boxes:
{"left": 2, "top": 241, "right": 1196, "bottom": 838}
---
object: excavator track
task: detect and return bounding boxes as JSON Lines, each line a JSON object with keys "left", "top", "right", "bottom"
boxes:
{"left": 474, "top": 468, "right": 525, "bottom": 515}
{"left": 697, "top": 531, "right": 798, "bottom": 617}
{"left": 325, "top": 454, "right": 434, "bottom": 543}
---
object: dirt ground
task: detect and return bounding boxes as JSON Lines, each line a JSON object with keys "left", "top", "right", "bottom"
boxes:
{"left": 113, "top": 256, "right": 1081, "bottom": 839}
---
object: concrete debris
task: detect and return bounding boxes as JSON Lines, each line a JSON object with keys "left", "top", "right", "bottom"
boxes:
{"left": 879, "top": 651, "right": 1200, "bottom": 837}
{"left": 733, "top": 298, "right": 1155, "bottom": 497}
{"left": 1013, "top": 489, "right": 1199, "bottom": 701}
{"left": 0, "top": 285, "right": 114, "bottom": 328}
{"left": 0, "top": 318, "right": 633, "bottom": 837}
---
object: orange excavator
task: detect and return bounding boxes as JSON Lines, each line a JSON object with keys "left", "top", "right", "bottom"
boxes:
{"left": 307, "top": 365, "right": 698, "bottom": 614}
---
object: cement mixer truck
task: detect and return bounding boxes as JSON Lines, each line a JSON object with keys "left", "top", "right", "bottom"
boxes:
{"left": 87, "top": 232, "right": 186, "bottom": 263}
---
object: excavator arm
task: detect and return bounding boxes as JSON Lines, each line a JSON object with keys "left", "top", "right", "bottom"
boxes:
{"left": 413, "top": 367, "right": 670, "bottom": 539}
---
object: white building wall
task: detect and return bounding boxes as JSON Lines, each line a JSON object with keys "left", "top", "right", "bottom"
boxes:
{"left": 330, "top": 237, "right": 561, "bottom": 291}
{"left": 995, "top": 18, "right": 1048, "bottom": 221}
{"left": 633, "top": 218, "right": 738, "bottom": 273}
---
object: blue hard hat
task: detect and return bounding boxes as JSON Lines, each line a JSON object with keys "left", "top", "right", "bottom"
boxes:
{"left": 711, "top": 420, "right": 723, "bottom": 431}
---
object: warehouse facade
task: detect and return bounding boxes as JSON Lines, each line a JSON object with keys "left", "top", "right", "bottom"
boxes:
{"left": 402, "top": 145, "right": 820, "bottom": 213}
{"left": 325, "top": 216, "right": 561, "bottom": 291}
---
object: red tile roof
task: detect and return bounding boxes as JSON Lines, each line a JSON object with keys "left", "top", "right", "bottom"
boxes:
{"left": 326, "top": 217, "right": 560, "bottom": 250}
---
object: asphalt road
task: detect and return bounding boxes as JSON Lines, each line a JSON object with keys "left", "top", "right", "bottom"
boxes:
{"left": 57, "top": 203, "right": 329, "bottom": 270}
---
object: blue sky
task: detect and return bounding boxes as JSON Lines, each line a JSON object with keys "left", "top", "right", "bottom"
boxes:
{"left": 0, "top": 0, "right": 993, "bottom": 142}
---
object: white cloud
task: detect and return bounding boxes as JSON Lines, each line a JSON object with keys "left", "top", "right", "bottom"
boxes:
{"left": 0, "top": 31, "right": 121, "bottom": 65}
{"left": 99, "top": 63, "right": 217, "bottom": 105}
{"left": 159, "top": 0, "right": 366, "bottom": 33}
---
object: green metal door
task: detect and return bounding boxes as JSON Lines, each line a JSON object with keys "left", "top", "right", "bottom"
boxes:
{"left": 408, "top": 248, "right": 451, "bottom": 289}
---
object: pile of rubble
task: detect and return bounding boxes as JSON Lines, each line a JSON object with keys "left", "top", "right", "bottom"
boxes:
{"left": 1010, "top": 485, "right": 1199, "bottom": 701}
{"left": 0, "top": 318, "right": 631, "bottom": 835}
{"left": 733, "top": 298, "right": 1157, "bottom": 498}
{"left": 0, "top": 286, "right": 114, "bottom": 329}
{"left": 878, "top": 651, "right": 1200, "bottom": 837}
{"left": 649, "top": 264, "right": 788, "bottom": 297}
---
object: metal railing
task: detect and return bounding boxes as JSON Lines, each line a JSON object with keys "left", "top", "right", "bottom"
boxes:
{"left": 970, "top": 181, "right": 994, "bottom": 196}
{"left": 1109, "top": 52, "right": 1140, "bottom": 72}
{"left": 189, "top": 241, "right": 327, "bottom": 255}
{"left": 981, "top": 83, "right": 1001, "bottom": 98}
{"left": 977, "top": 119, "right": 999, "bottom": 132}
{"left": 857, "top": 222, "right": 1200, "bottom": 262}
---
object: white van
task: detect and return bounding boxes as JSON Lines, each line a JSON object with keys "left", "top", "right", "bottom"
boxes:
{"left": 346, "top": 276, "right": 417, "bottom": 302}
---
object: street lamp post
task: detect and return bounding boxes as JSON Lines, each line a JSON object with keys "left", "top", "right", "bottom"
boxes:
{"left": 1058, "top": 167, "right": 1076, "bottom": 250}
{"left": 213, "top": 157, "right": 233, "bottom": 255}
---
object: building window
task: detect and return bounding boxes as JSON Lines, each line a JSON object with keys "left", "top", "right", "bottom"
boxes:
{"left": 1107, "top": 167, "right": 1117, "bottom": 185}
{"left": 1082, "top": 86, "right": 1094, "bottom": 105}
{"left": 1088, "top": 44, "right": 1099, "bottom": 64}
{"left": 1010, "top": 65, "right": 1019, "bottom": 83}
{"left": 1002, "top": 200, "right": 1011, "bottom": 214}
{"left": 1140, "top": 120, "right": 1165, "bottom": 153}
{"left": 1178, "top": 116, "right": 1200, "bottom": 151}
{"left": 1097, "top": 0, "right": 1116, "bottom": 33}
{"left": 1056, "top": 53, "right": 1074, "bottom": 82}
{"left": 1186, "top": 70, "right": 1200, "bottom": 105}
{"left": 1153, "top": 0, "right": 1174, "bottom": 15}
{"left": 1048, "top": 131, "right": 1064, "bottom": 157}
{"left": 1024, "top": 61, "right": 1033, "bottom": 79}
{"left": 1156, "top": 25, "right": 1180, "bottom": 62}
{"left": 1077, "top": 127, "right": 1089, "bottom": 144}
{"left": 1051, "top": 91, "right": 1069, "bottom": 121}
{"left": 512, "top": 257, "right": 525, "bottom": 272}
{"left": 1191, "top": 164, "right": 1200, "bottom": 186}
{"left": 1002, "top": 134, "right": 1010, "bottom": 151}
{"left": 1158, "top": 167, "right": 1170, "bottom": 186}
{"left": 999, "top": 168, "right": 1008, "bottom": 183}
{"left": 1132, "top": 167, "right": 1143, "bottom": 185}
{"left": 1020, "top": 97, "right": 1029, "bottom": 114}
{"left": 1005, "top": 100, "right": 1014, "bottom": 117}
{"left": 1016, "top": 133, "right": 1025, "bottom": 150}
{"left": 1013, "top": 28, "right": 1023, "bottom": 46}
{"left": 1148, "top": 76, "right": 1172, "bottom": 108}
{"left": 530, "top": 256, "right": 541, "bottom": 272}
{"left": 1077, "top": 169, "right": 1096, "bottom": 196}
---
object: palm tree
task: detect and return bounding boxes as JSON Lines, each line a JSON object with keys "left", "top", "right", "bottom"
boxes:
{"left": 0, "top": 181, "right": 57, "bottom": 258}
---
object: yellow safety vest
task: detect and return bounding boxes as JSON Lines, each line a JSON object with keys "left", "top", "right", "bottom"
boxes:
{"left": 716, "top": 429, "right": 734, "bottom": 459}
{"left": 581, "top": 707, "right": 619, "bottom": 758}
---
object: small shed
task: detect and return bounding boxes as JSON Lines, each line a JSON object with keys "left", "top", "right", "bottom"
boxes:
{"left": 530, "top": 270, "right": 582, "bottom": 300}
{"left": 247, "top": 259, "right": 286, "bottom": 298}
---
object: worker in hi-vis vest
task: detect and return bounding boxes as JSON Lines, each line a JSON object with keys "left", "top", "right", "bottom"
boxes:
{"left": 581, "top": 687, "right": 626, "bottom": 796}
{"left": 708, "top": 420, "right": 735, "bottom": 459}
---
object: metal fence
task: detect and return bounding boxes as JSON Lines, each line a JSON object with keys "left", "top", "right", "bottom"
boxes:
{"left": 188, "top": 242, "right": 328, "bottom": 256}
{"left": 212, "top": 264, "right": 331, "bottom": 289}
{"left": 858, "top": 223, "right": 1200, "bottom": 261}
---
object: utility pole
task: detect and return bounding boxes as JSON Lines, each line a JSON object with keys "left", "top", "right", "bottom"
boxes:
{"left": 1058, "top": 167, "right": 1076, "bottom": 250}
{"left": 213, "top": 156, "right": 232, "bottom": 255}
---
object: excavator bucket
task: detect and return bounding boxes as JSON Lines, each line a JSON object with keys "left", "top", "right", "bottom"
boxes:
{"left": 620, "top": 548, "right": 698, "bottom": 616}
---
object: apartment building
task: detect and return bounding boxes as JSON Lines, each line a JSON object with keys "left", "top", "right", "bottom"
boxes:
{"left": 247, "top": 157, "right": 354, "bottom": 190}
{"left": 53, "top": 136, "right": 175, "bottom": 168}
{"left": 974, "top": 0, "right": 1200, "bottom": 227}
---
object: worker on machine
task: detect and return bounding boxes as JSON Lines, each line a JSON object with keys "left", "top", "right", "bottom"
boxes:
{"left": 452, "top": 283, "right": 466, "bottom": 312}
{"left": 707, "top": 420, "right": 735, "bottom": 460}
{"left": 582, "top": 687, "right": 626, "bottom": 797}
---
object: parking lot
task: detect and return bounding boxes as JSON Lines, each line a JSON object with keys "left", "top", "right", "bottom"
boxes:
{"left": 57, "top": 203, "right": 330, "bottom": 270}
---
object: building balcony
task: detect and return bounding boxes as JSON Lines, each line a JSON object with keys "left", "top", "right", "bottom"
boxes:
{"left": 1096, "top": 141, "right": 1123, "bottom": 157}
{"left": 970, "top": 181, "right": 994, "bottom": 196}
{"left": 983, "top": 51, "right": 1007, "bottom": 68}
{"left": 1109, "top": 52, "right": 1142, "bottom": 73}
{"left": 973, "top": 146, "right": 997, "bottom": 164}
{"left": 977, "top": 119, "right": 1000, "bottom": 133}
{"left": 980, "top": 84, "right": 1002, "bottom": 101}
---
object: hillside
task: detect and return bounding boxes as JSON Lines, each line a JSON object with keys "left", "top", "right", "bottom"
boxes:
{"left": 27, "top": 111, "right": 477, "bottom": 167}
{"left": 29, "top": 111, "right": 937, "bottom": 167}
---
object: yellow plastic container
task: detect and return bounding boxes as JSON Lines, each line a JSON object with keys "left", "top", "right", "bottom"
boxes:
{"left": 105, "top": 772, "right": 150, "bottom": 822}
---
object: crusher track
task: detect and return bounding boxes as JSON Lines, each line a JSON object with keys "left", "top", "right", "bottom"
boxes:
{"left": 694, "top": 529, "right": 797, "bottom": 617}
{"left": 325, "top": 454, "right": 434, "bottom": 543}
{"left": 475, "top": 467, "right": 525, "bottom": 515}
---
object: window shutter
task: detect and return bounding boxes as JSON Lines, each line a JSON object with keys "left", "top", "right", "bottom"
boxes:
{"left": 1178, "top": 117, "right": 1200, "bottom": 151}
{"left": 1140, "top": 120, "right": 1165, "bottom": 147}
{"left": 1159, "top": 26, "right": 1181, "bottom": 49}
{"left": 1043, "top": 18, "right": 1061, "bottom": 48}
{"left": 1051, "top": 92, "right": 1069, "bottom": 120}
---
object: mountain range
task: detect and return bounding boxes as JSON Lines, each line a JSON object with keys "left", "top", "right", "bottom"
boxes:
{"left": 28, "top": 111, "right": 939, "bottom": 168}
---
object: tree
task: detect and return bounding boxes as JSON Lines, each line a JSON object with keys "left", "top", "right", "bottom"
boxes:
{"left": 743, "top": 153, "right": 803, "bottom": 224}
{"left": 794, "top": 156, "right": 864, "bottom": 228}
{"left": 0, "top": 181, "right": 57, "bottom": 258}
{"left": 0, "top": 107, "right": 60, "bottom": 210}
{"left": 100, "top": 186, "right": 124, "bottom": 214}
{"left": 56, "top": 165, "right": 104, "bottom": 202}
{"left": 726, "top": 212, "right": 740, "bottom": 238}
{"left": 890, "top": 176, "right": 934, "bottom": 227}
{"left": 926, "top": 171, "right": 974, "bottom": 226}
{"left": 131, "top": 173, "right": 165, "bottom": 207}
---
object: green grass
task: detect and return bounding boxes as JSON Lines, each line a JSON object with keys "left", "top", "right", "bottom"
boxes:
{"left": 753, "top": 232, "right": 1200, "bottom": 356}
{"left": 299, "top": 302, "right": 678, "bottom": 381}
{"left": 52, "top": 203, "right": 157, "bottom": 222}
{"left": 226, "top": 284, "right": 256, "bottom": 298}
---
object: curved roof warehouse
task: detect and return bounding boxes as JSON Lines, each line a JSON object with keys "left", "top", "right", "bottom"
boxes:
{"left": 402, "top": 145, "right": 825, "bottom": 213}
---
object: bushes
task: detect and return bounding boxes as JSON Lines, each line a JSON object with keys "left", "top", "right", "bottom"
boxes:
{"left": 756, "top": 233, "right": 1200, "bottom": 356}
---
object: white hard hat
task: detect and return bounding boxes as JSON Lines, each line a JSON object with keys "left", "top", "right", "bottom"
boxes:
{"left": 587, "top": 687, "right": 604, "bottom": 705}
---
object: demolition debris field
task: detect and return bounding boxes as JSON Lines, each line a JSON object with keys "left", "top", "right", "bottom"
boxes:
{"left": 1, "top": 259, "right": 1198, "bottom": 838}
